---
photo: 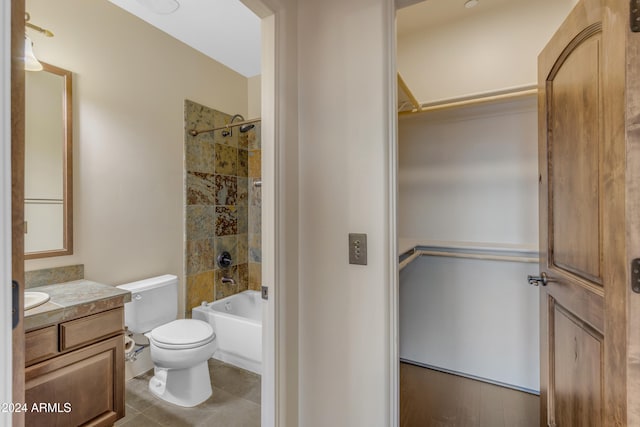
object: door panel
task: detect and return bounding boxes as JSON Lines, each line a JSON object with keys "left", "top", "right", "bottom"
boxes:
{"left": 548, "top": 30, "right": 602, "bottom": 285}
{"left": 538, "top": 0, "right": 629, "bottom": 426}
{"left": 551, "top": 300, "right": 603, "bottom": 426}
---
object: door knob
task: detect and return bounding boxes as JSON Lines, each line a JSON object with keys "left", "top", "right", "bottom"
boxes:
{"left": 527, "top": 272, "right": 549, "bottom": 286}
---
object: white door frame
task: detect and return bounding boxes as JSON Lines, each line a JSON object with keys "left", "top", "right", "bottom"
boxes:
{"left": 239, "top": 1, "right": 280, "bottom": 426}
{"left": 1, "top": 1, "right": 14, "bottom": 426}
{"left": 260, "top": 11, "right": 277, "bottom": 427}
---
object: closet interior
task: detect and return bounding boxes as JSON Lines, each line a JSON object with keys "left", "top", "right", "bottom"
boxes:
{"left": 396, "top": 0, "right": 578, "bottom": 402}
{"left": 398, "top": 91, "right": 540, "bottom": 393}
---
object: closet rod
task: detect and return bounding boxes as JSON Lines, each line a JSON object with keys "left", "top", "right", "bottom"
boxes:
{"left": 398, "top": 85, "right": 537, "bottom": 116}
{"left": 399, "top": 251, "right": 420, "bottom": 270}
{"left": 417, "top": 250, "right": 539, "bottom": 264}
{"left": 397, "top": 73, "right": 420, "bottom": 111}
{"left": 399, "top": 246, "right": 539, "bottom": 270}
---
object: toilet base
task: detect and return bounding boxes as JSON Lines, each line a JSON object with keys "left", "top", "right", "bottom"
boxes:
{"left": 148, "top": 361, "right": 212, "bottom": 407}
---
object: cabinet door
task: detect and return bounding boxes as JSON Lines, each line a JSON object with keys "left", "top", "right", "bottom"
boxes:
{"left": 25, "top": 335, "right": 124, "bottom": 427}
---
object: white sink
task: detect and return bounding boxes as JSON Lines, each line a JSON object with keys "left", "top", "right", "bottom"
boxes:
{"left": 24, "top": 291, "right": 50, "bottom": 311}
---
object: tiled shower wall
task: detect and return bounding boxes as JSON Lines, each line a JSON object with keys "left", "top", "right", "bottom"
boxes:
{"left": 184, "top": 100, "right": 261, "bottom": 315}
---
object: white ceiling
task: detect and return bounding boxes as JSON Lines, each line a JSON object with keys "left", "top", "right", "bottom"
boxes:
{"left": 106, "top": 0, "right": 510, "bottom": 80}
{"left": 397, "top": 0, "right": 516, "bottom": 38}
{"left": 108, "top": 0, "right": 261, "bottom": 78}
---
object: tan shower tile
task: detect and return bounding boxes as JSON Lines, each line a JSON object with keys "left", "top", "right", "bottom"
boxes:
{"left": 186, "top": 239, "right": 215, "bottom": 276}
{"left": 246, "top": 126, "right": 260, "bottom": 151}
{"left": 248, "top": 263, "right": 262, "bottom": 291}
{"left": 238, "top": 131, "right": 249, "bottom": 150}
{"left": 252, "top": 124, "right": 261, "bottom": 150}
{"left": 185, "top": 102, "right": 220, "bottom": 162}
{"left": 249, "top": 233, "right": 262, "bottom": 263}
{"left": 237, "top": 263, "right": 249, "bottom": 291}
{"left": 186, "top": 171, "right": 216, "bottom": 205}
{"left": 214, "top": 144, "right": 237, "bottom": 175}
{"left": 215, "top": 206, "right": 237, "bottom": 236}
{"left": 214, "top": 174, "right": 237, "bottom": 205}
{"left": 238, "top": 204, "right": 248, "bottom": 235}
{"left": 186, "top": 138, "right": 217, "bottom": 174}
{"left": 237, "top": 177, "right": 249, "bottom": 207}
{"left": 186, "top": 271, "right": 215, "bottom": 311}
{"left": 238, "top": 148, "right": 248, "bottom": 177}
{"left": 186, "top": 205, "right": 215, "bottom": 241}
{"left": 239, "top": 125, "right": 261, "bottom": 151}
{"left": 237, "top": 234, "right": 248, "bottom": 264}
{"left": 249, "top": 205, "right": 261, "bottom": 235}
{"left": 248, "top": 149, "right": 261, "bottom": 178}
{"left": 213, "top": 110, "right": 230, "bottom": 129}
{"left": 185, "top": 100, "right": 216, "bottom": 132}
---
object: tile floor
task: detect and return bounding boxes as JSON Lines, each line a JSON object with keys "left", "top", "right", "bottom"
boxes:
{"left": 115, "top": 359, "right": 261, "bottom": 427}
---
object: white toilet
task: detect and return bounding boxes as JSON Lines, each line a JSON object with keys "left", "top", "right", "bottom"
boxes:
{"left": 117, "top": 274, "right": 216, "bottom": 407}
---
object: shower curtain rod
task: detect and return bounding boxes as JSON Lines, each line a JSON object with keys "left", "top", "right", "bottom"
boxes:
{"left": 189, "top": 117, "right": 261, "bottom": 136}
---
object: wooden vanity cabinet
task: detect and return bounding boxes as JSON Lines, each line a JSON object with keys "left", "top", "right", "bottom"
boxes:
{"left": 24, "top": 307, "right": 125, "bottom": 427}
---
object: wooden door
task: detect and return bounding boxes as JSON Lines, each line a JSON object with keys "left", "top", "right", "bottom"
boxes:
{"left": 537, "top": 0, "right": 639, "bottom": 425}
{"left": 11, "top": 0, "right": 26, "bottom": 426}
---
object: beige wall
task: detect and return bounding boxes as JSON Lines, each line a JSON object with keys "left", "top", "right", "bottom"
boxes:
{"left": 297, "top": 0, "right": 396, "bottom": 425}
{"left": 397, "top": 0, "right": 577, "bottom": 103}
{"left": 24, "top": 0, "right": 248, "bottom": 315}
{"left": 248, "top": 75, "right": 261, "bottom": 119}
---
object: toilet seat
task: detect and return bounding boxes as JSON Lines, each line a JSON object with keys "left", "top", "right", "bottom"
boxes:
{"left": 149, "top": 319, "right": 215, "bottom": 350}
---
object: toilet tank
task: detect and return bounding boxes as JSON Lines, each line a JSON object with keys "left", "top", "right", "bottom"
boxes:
{"left": 116, "top": 274, "right": 178, "bottom": 333}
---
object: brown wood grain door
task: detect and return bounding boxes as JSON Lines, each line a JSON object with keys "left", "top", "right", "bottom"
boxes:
{"left": 537, "top": 0, "right": 635, "bottom": 425}
{"left": 12, "top": 0, "right": 26, "bottom": 426}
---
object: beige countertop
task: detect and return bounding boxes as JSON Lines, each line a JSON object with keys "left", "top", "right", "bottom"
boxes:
{"left": 24, "top": 280, "right": 131, "bottom": 332}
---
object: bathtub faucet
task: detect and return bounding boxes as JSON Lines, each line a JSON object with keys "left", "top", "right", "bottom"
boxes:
{"left": 221, "top": 277, "right": 236, "bottom": 285}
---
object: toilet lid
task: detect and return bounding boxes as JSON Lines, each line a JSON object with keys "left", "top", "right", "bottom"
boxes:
{"left": 150, "top": 319, "right": 214, "bottom": 349}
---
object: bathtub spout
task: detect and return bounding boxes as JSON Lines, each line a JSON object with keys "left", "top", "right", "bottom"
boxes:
{"left": 221, "top": 277, "right": 236, "bottom": 285}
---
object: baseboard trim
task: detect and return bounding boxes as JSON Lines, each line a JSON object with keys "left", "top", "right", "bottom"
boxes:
{"left": 400, "top": 358, "right": 540, "bottom": 396}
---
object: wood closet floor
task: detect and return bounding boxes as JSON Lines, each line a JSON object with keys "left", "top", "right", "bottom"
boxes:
{"left": 400, "top": 362, "right": 539, "bottom": 427}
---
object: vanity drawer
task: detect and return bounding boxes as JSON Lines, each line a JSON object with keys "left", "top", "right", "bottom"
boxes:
{"left": 25, "top": 325, "right": 58, "bottom": 366}
{"left": 60, "top": 307, "right": 124, "bottom": 352}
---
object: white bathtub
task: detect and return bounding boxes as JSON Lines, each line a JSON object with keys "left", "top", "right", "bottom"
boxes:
{"left": 192, "top": 290, "right": 262, "bottom": 374}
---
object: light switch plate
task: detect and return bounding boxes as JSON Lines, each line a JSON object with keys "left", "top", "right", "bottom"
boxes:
{"left": 349, "top": 233, "right": 367, "bottom": 265}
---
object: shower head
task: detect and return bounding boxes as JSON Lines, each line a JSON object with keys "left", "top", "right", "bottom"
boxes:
{"left": 230, "top": 114, "right": 245, "bottom": 124}
{"left": 229, "top": 114, "right": 254, "bottom": 133}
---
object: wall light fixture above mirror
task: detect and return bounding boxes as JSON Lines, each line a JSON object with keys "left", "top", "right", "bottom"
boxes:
{"left": 23, "top": 12, "right": 54, "bottom": 71}
{"left": 24, "top": 62, "right": 73, "bottom": 259}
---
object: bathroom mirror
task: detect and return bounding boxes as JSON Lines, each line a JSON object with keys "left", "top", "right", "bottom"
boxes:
{"left": 24, "top": 62, "right": 73, "bottom": 259}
